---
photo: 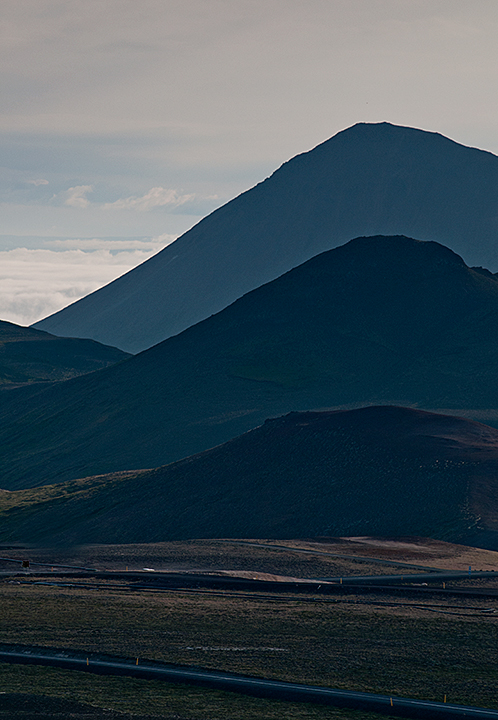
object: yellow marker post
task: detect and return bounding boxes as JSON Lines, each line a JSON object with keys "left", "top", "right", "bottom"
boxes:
{"left": 340, "top": 578, "right": 342, "bottom": 585}
{"left": 86, "top": 658, "right": 89, "bottom": 666}
{"left": 443, "top": 582, "right": 446, "bottom": 589}
{"left": 444, "top": 695, "right": 447, "bottom": 703}
{"left": 126, "top": 566, "right": 128, "bottom": 572}
{"left": 136, "top": 658, "right": 139, "bottom": 665}
{"left": 390, "top": 698, "right": 393, "bottom": 707}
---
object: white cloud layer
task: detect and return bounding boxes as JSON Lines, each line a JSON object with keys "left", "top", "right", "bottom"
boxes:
{"left": 0, "top": 237, "right": 176, "bottom": 328}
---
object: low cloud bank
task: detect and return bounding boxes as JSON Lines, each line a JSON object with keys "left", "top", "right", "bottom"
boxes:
{"left": 0, "top": 236, "right": 176, "bottom": 328}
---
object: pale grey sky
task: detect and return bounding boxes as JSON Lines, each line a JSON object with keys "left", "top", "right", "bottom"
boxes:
{"left": 2, "top": 0, "right": 498, "bottom": 325}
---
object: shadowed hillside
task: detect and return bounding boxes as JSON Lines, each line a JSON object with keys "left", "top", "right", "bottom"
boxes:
{"left": 0, "top": 320, "right": 130, "bottom": 385}
{"left": 5, "top": 235, "right": 498, "bottom": 490}
{"left": 1, "top": 407, "right": 497, "bottom": 546}
{"left": 34, "top": 122, "right": 498, "bottom": 352}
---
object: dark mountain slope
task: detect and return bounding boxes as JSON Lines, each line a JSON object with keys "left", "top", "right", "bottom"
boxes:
{"left": 1, "top": 407, "right": 497, "bottom": 546}
{"left": 4, "top": 236, "right": 498, "bottom": 490}
{"left": 34, "top": 122, "right": 498, "bottom": 352}
{"left": 0, "top": 320, "right": 130, "bottom": 385}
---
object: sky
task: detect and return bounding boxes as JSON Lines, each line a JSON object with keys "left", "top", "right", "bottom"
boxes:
{"left": 2, "top": 0, "right": 498, "bottom": 326}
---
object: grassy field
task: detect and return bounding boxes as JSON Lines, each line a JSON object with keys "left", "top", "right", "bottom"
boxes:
{"left": 1, "top": 584, "right": 498, "bottom": 714}
{"left": 1, "top": 539, "right": 498, "bottom": 718}
{"left": 0, "top": 668, "right": 384, "bottom": 720}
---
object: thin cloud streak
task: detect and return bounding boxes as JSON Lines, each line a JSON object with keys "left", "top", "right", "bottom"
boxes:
{"left": 45, "top": 234, "right": 177, "bottom": 251}
{"left": 64, "top": 185, "right": 93, "bottom": 208}
{"left": 103, "top": 187, "right": 196, "bottom": 211}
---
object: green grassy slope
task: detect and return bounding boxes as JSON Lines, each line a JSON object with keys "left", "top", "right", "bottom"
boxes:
{"left": 1, "top": 406, "right": 497, "bottom": 545}
{"left": 3, "top": 235, "right": 498, "bottom": 489}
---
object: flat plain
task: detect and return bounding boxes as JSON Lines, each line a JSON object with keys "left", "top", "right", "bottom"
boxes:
{"left": 1, "top": 538, "right": 498, "bottom": 718}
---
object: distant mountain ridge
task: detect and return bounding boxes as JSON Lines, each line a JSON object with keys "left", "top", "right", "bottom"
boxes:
{"left": 5, "top": 235, "right": 498, "bottom": 490}
{"left": 2, "top": 406, "right": 497, "bottom": 547}
{"left": 0, "top": 320, "right": 130, "bottom": 385}
{"left": 34, "top": 122, "right": 498, "bottom": 352}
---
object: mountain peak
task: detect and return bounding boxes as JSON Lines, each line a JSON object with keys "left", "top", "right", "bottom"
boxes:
{"left": 34, "top": 123, "right": 498, "bottom": 353}
{"left": 340, "top": 234, "right": 466, "bottom": 264}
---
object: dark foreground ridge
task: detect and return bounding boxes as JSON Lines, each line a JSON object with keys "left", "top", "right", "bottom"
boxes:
{"left": 1, "top": 646, "right": 497, "bottom": 719}
{"left": 2, "top": 406, "right": 498, "bottom": 547}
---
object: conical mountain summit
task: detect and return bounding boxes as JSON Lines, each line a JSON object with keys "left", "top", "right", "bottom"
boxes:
{"left": 34, "top": 122, "right": 498, "bottom": 353}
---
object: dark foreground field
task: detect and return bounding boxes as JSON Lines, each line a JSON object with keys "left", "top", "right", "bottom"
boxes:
{"left": 1, "top": 538, "right": 498, "bottom": 719}
{"left": 0, "top": 683, "right": 380, "bottom": 720}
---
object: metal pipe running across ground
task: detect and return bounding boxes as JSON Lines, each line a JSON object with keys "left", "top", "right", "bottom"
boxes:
{"left": 0, "top": 647, "right": 497, "bottom": 719}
